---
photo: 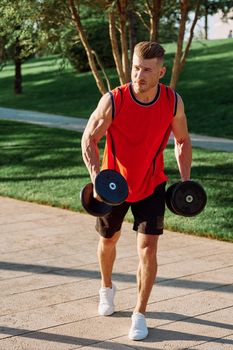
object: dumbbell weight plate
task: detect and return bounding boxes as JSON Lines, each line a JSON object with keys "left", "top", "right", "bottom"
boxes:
{"left": 80, "top": 183, "right": 112, "bottom": 217}
{"left": 165, "top": 182, "right": 180, "bottom": 215}
{"left": 95, "top": 169, "right": 129, "bottom": 206}
{"left": 171, "top": 180, "right": 207, "bottom": 217}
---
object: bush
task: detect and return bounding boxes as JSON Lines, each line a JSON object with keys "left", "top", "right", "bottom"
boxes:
{"left": 68, "top": 19, "right": 115, "bottom": 72}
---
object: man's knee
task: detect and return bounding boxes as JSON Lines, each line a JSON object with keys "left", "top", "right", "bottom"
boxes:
{"left": 99, "top": 231, "right": 121, "bottom": 247}
{"left": 137, "top": 234, "right": 159, "bottom": 260}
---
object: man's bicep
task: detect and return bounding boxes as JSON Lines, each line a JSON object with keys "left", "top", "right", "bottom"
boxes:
{"left": 171, "top": 95, "right": 189, "bottom": 143}
{"left": 82, "top": 93, "right": 112, "bottom": 142}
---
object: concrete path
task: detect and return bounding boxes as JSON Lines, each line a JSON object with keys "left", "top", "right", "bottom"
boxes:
{"left": 1, "top": 107, "right": 233, "bottom": 152}
{"left": 0, "top": 107, "right": 87, "bottom": 133}
{"left": 0, "top": 196, "right": 233, "bottom": 350}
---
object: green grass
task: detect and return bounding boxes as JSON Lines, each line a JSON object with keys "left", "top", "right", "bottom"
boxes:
{"left": 174, "top": 40, "right": 233, "bottom": 138}
{"left": 1, "top": 39, "right": 233, "bottom": 138}
{"left": 0, "top": 120, "right": 232, "bottom": 242}
{"left": 0, "top": 56, "right": 103, "bottom": 117}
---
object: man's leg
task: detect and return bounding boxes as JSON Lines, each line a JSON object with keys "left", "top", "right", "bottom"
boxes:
{"left": 97, "top": 231, "right": 121, "bottom": 288}
{"left": 129, "top": 233, "right": 160, "bottom": 340}
{"left": 96, "top": 201, "right": 129, "bottom": 289}
{"left": 135, "top": 233, "right": 159, "bottom": 313}
{"left": 97, "top": 230, "right": 121, "bottom": 316}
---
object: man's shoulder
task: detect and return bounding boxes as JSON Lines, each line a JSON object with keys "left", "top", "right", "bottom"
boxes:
{"left": 111, "top": 83, "right": 130, "bottom": 95}
{"left": 160, "top": 83, "right": 176, "bottom": 93}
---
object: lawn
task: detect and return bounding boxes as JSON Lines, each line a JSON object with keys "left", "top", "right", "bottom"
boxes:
{"left": 0, "top": 120, "right": 232, "bottom": 242}
{"left": 1, "top": 39, "right": 233, "bottom": 138}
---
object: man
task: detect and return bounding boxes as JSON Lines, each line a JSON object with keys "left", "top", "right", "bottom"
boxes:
{"left": 81, "top": 41, "right": 192, "bottom": 341}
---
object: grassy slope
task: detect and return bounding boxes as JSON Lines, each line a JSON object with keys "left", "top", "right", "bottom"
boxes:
{"left": 1, "top": 39, "right": 233, "bottom": 138}
{"left": 0, "top": 120, "right": 232, "bottom": 242}
{"left": 174, "top": 40, "right": 233, "bottom": 138}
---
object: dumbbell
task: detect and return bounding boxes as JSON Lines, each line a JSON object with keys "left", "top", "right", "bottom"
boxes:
{"left": 80, "top": 169, "right": 129, "bottom": 217}
{"left": 166, "top": 180, "right": 207, "bottom": 217}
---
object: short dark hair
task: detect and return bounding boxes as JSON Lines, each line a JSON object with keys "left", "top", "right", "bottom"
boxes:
{"left": 134, "top": 41, "right": 165, "bottom": 60}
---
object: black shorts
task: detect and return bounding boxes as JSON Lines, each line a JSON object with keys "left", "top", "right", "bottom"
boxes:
{"left": 96, "top": 182, "right": 166, "bottom": 238}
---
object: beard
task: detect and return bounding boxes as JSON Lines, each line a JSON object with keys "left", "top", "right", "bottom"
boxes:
{"left": 133, "top": 81, "right": 149, "bottom": 93}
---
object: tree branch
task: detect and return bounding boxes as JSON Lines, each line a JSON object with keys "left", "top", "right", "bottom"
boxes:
{"left": 135, "top": 11, "right": 150, "bottom": 31}
{"left": 92, "top": 50, "right": 112, "bottom": 91}
{"left": 108, "top": 9, "right": 126, "bottom": 84}
{"left": 180, "top": 0, "right": 201, "bottom": 70}
{"left": 169, "top": 0, "right": 189, "bottom": 89}
{"left": 67, "top": 0, "right": 107, "bottom": 95}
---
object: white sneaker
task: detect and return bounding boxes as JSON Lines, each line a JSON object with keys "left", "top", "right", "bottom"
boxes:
{"left": 98, "top": 283, "right": 116, "bottom": 316}
{"left": 128, "top": 312, "right": 148, "bottom": 341}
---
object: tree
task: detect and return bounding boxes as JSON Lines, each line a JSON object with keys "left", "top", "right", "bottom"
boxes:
{"left": 145, "top": 0, "right": 163, "bottom": 41}
{"left": 0, "top": 0, "right": 39, "bottom": 94}
{"left": 67, "top": 0, "right": 204, "bottom": 92}
{"left": 1, "top": 0, "right": 211, "bottom": 95}
{"left": 67, "top": 0, "right": 107, "bottom": 94}
{"left": 170, "top": 0, "right": 233, "bottom": 87}
{"left": 67, "top": 0, "right": 133, "bottom": 92}
{"left": 117, "top": 0, "right": 131, "bottom": 82}
{"left": 170, "top": 0, "right": 201, "bottom": 88}
{"left": 107, "top": 0, "right": 131, "bottom": 85}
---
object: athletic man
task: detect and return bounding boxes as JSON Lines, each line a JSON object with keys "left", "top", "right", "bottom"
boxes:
{"left": 81, "top": 41, "right": 192, "bottom": 340}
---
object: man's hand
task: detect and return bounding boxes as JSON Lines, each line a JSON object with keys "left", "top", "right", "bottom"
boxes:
{"left": 93, "top": 184, "right": 103, "bottom": 202}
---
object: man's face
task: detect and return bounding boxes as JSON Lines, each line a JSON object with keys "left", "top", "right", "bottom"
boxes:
{"left": 131, "top": 54, "right": 166, "bottom": 94}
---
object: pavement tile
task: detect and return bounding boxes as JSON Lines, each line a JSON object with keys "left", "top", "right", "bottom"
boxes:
{"left": 0, "top": 196, "right": 233, "bottom": 350}
{"left": 73, "top": 341, "right": 136, "bottom": 350}
{"left": 189, "top": 335, "right": 233, "bottom": 350}
{"left": 114, "top": 305, "right": 233, "bottom": 349}
{"left": 0, "top": 315, "right": 130, "bottom": 350}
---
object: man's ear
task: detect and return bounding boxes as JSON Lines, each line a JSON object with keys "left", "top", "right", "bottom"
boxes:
{"left": 159, "top": 66, "right": 166, "bottom": 79}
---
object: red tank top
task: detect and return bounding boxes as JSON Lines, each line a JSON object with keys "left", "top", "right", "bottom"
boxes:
{"left": 102, "top": 82, "right": 177, "bottom": 202}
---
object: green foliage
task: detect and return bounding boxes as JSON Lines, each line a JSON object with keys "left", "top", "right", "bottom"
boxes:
{"left": 0, "top": 0, "right": 39, "bottom": 64}
{"left": 199, "top": 0, "right": 233, "bottom": 17}
{"left": 132, "top": 0, "right": 179, "bottom": 43}
{"left": 36, "top": 0, "right": 72, "bottom": 55}
{"left": 175, "top": 39, "right": 233, "bottom": 138}
{"left": 36, "top": 1, "right": 114, "bottom": 72}
{"left": 68, "top": 19, "right": 115, "bottom": 72}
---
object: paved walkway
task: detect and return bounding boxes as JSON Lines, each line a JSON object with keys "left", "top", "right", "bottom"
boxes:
{"left": 0, "top": 196, "right": 233, "bottom": 349}
{"left": 0, "top": 107, "right": 87, "bottom": 132}
{"left": 1, "top": 107, "right": 233, "bottom": 152}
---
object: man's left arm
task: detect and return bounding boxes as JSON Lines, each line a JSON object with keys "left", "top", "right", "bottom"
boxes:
{"left": 171, "top": 94, "right": 192, "bottom": 181}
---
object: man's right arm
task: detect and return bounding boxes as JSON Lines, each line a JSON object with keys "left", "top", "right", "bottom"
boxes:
{"left": 171, "top": 94, "right": 192, "bottom": 181}
{"left": 81, "top": 93, "right": 113, "bottom": 184}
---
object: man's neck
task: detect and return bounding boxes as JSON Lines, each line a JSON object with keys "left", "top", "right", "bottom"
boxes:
{"left": 131, "top": 83, "right": 159, "bottom": 104}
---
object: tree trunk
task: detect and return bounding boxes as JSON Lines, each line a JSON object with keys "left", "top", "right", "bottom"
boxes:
{"left": 117, "top": 0, "right": 130, "bottom": 82}
{"left": 67, "top": 0, "right": 107, "bottom": 95}
{"left": 146, "top": 0, "right": 163, "bottom": 42}
{"left": 180, "top": 1, "right": 201, "bottom": 72}
{"left": 108, "top": 10, "right": 126, "bottom": 85}
{"left": 14, "top": 58, "right": 22, "bottom": 94}
{"left": 204, "top": 2, "right": 208, "bottom": 40}
{"left": 128, "top": 9, "right": 137, "bottom": 62}
{"left": 169, "top": 0, "right": 189, "bottom": 89}
{"left": 14, "top": 37, "right": 22, "bottom": 94}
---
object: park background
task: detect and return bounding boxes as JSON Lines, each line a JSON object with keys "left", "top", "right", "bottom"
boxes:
{"left": 0, "top": 1, "right": 233, "bottom": 242}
